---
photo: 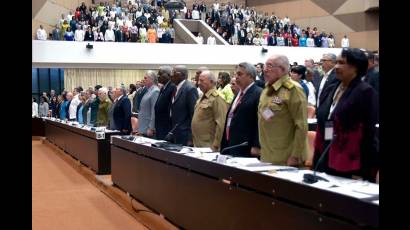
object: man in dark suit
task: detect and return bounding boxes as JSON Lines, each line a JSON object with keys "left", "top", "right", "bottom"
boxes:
{"left": 255, "top": 63, "right": 265, "bottom": 88}
{"left": 155, "top": 66, "right": 177, "bottom": 140}
{"left": 170, "top": 65, "right": 199, "bottom": 146}
{"left": 317, "top": 53, "right": 339, "bottom": 107}
{"left": 363, "top": 51, "right": 379, "bottom": 94}
{"left": 112, "top": 87, "right": 132, "bottom": 134}
{"left": 132, "top": 81, "right": 147, "bottom": 113}
{"left": 220, "top": 62, "right": 262, "bottom": 157}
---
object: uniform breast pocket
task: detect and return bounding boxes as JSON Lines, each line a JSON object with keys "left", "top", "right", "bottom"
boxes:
{"left": 269, "top": 103, "right": 282, "bottom": 112}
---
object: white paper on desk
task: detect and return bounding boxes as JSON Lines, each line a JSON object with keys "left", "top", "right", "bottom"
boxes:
{"left": 226, "top": 157, "right": 260, "bottom": 166}
{"left": 185, "top": 152, "right": 219, "bottom": 162}
{"left": 325, "top": 186, "right": 372, "bottom": 199}
{"left": 134, "top": 136, "right": 165, "bottom": 144}
{"left": 350, "top": 182, "right": 379, "bottom": 195}
{"left": 237, "top": 165, "right": 282, "bottom": 172}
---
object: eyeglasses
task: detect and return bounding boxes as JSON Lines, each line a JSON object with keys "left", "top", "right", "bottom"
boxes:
{"left": 265, "top": 63, "right": 281, "bottom": 69}
{"left": 320, "top": 59, "right": 332, "bottom": 62}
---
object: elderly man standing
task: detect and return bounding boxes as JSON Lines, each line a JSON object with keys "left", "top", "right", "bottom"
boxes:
{"left": 138, "top": 71, "right": 160, "bottom": 137}
{"left": 170, "top": 65, "right": 199, "bottom": 146}
{"left": 112, "top": 86, "right": 132, "bottom": 134}
{"left": 96, "top": 87, "right": 112, "bottom": 127}
{"left": 317, "top": 53, "right": 339, "bottom": 107}
{"left": 258, "top": 54, "right": 308, "bottom": 166}
{"left": 192, "top": 71, "right": 227, "bottom": 151}
{"left": 220, "top": 62, "right": 262, "bottom": 157}
{"left": 155, "top": 66, "right": 176, "bottom": 140}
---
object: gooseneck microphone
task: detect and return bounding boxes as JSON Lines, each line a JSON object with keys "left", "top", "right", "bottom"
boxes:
{"left": 220, "top": 141, "right": 248, "bottom": 155}
{"left": 164, "top": 123, "right": 179, "bottom": 142}
{"left": 303, "top": 137, "right": 336, "bottom": 184}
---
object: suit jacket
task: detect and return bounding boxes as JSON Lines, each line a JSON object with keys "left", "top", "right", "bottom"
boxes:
{"left": 255, "top": 72, "right": 265, "bottom": 88}
{"left": 113, "top": 95, "right": 132, "bottom": 134}
{"left": 317, "top": 68, "right": 339, "bottom": 106}
{"left": 170, "top": 80, "right": 199, "bottom": 145}
{"left": 220, "top": 83, "right": 262, "bottom": 157}
{"left": 311, "top": 69, "right": 323, "bottom": 94}
{"left": 364, "top": 66, "right": 379, "bottom": 93}
{"left": 138, "top": 85, "right": 160, "bottom": 134}
{"left": 132, "top": 86, "right": 147, "bottom": 113}
{"left": 313, "top": 77, "right": 379, "bottom": 181}
{"left": 154, "top": 81, "right": 176, "bottom": 140}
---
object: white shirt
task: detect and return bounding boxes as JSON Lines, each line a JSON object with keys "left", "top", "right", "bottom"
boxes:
{"left": 32, "top": 102, "right": 39, "bottom": 117}
{"left": 173, "top": 80, "right": 186, "bottom": 103}
{"left": 231, "top": 82, "right": 254, "bottom": 112}
{"left": 157, "top": 15, "right": 164, "bottom": 24}
{"left": 317, "top": 68, "right": 334, "bottom": 106}
{"left": 192, "top": 10, "right": 200, "bottom": 20}
{"left": 36, "top": 28, "right": 47, "bottom": 40}
{"left": 74, "top": 29, "right": 85, "bottom": 41}
{"left": 306, "top": 38, "right": 315, "bottom": 47}
{"left": 104, "top": 29, "right": 115, "bottom": 41}
{"left": 213, "top": 3, "right": 219, "bottom": 11}
{"left": 196, "top": 35, "right": 204, "bottom": 44}
{"left": 341, "top": 38, "right": 349, "bottom": 48}
{"left": 197, "top": 87, "right": 203, "bottom": 98}
{"left": 69, "top": 94, "right": 81, "bottom": 119}
{"left": 207, "top": 36, "right": 216, "bottom": 45}
{"left": 304, "top": 80, "right": 316, "bottom": 106}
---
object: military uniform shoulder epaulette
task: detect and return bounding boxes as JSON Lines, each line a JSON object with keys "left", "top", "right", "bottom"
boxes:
{"left": 212, "top": 90, "right": 219, "bottom": 97}
{"left": 283, "top": 79, "right": 295, "bottom": 89}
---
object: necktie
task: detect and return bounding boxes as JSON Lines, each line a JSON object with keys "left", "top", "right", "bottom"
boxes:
{"left": 226, "top": 92, "right": 244, "bottom": 141}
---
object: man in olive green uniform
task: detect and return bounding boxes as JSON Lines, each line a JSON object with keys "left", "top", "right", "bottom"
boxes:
{"left": 96, "top": 87, "right": 112, "bottom": 127}
{"left": 191, "top": 70, "right": 228, "bottom": 151}
{"left": 258, "top": 54, "right": 308, "bottom": 166}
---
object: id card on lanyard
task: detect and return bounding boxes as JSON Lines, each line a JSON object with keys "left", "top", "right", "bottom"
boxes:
{"left": 324, "top": 121, "right": 333, "bottom": 141}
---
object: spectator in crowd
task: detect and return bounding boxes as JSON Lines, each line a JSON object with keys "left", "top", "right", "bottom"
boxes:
{"left": 255, "top": 63, "right": 265, "bottom": 88}
{"left": 76, "top": 92, "right": 86, "bottom": 124}
{"left": 96, "top": 87, "right": 112, "bottom": 126}
{"left": 170, "top": 65, "right": 199, "bottom": 145}
{"left": 207, "top": 35, "right": 216, "bottom": 45}
{"left": 39, "top": 96, "right": 49, "bottom": 117}
{"left": 196, "top": 32, "right": 204, "bottom": 44}
{"left": 259, "top": 54, "right": 308, "bottom": 166}
{"left": 230, "top": 76, "right": 239, "bottom": 96}
{"left": 313, "top": 48, "right": 379, "bottom": 181}
{"left": 290, "top": 65, "right": 309, "bottom": 98}
{"left": 341, "top": 35, "right": 349, "bottom": 48}
{"left": 132, "top": 81, "right": 147, "bottom": 113}
{"left": 217, "top": 72, "right": 234, "bottom": 104}
{"left": 306, "top": 33, "right": 315, "bottom": 47}
{"left": 304, "top": 68, "right": 317, "bottom": 107}
{"left": 50, "top": 96, "right": 58, "bottom": 117}
{"left": 95, "top": 28, "right": 104, "bottom": 41}
{"left": 51, "top": 24, "right": 61, "bottom": 40}
{"left": 105, "top": 26, "right": 115, "bottom": 42}
{"left": 64, "top": 27, "right": 74, "bottom": 41}
{"left": 36, "top": 25, "right": 48, "bottom": 40}
{"left": 147, "top": 24, "right": 157, "bottom": 43}
{"left": 192, "top": 70, "right": 227, "bottom": 151}
{"left": 68, "top": 87, "right": 83, "bottom": 121}
{"left": 74, "top": 25, "right": 85, "bottom": 41}
{"left": 304, "top": 58, "right": 323, "bottom": 95}
{"left": 155, "top": 66, "right": 177, "bottom": 140}
{"left": 328, "top": 34, "right": 335, "bottom": 48}
{"left": 299, "top": 33, "right": 307, "bottom": 47}
{"left": 32, "top": 97, "right": 39, "bottom": 117}
{"left": 127, "top": 84, "right": 137, "bottom": 112}
{"left": 221, "top": 62, "right": 262, "bottom": 157}
{"left": 59, "top": 92, "right": 69, "bottom": 120}
{"left": 84, "top": 26, "right": 94, "bottom": 41}
{"left": 82, "top": 89, "right": 93, "bottom": 125}
{"left": 138, "top": 71, "right": 160, "bottom": 137}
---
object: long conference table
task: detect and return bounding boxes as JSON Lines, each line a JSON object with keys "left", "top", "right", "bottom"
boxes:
{"left": 111, "top": 136, "right": 379, "bottom": 230}
{"left": 43, "top": 118, "right": 120, "bottom": 174}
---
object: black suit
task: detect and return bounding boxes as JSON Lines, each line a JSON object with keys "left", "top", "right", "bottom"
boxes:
{"left": 113, "top": 96, "right": 132, "bottom": 134}
{"left": 154, "top": 81, "right": 176, "bottom": 140}
{"left": 364, "top": 66, "right": 379, "bottom": 93}
{"left": 311, "top": 69, "right": 323, "bottom": 94}
{"left": 317, "top": 69, "right": 339, "bottom": 107}
{"left": 255, "top": 72, "right": 265, "bottom": 88}
{"left": 170, "top": 80, "right": 198, "bottom": 145}
{"left": 220, "top": 83, "right": 262, "bottom": 157}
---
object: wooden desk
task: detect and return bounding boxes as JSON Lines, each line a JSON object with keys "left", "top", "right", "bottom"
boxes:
{"left": 44, "top": 119, "right": 120, "bottom": 174}
{"left": 111, "top": 137, "right": 379, "bottom": 230}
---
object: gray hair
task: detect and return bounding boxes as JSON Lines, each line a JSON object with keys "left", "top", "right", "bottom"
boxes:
{"left": 145, "top": 70, "right": 158, "bottom": 84}
{"left": 237, "top": 62, "right": 257, "bottom": 79}
{"left": 201, "top": 70, "right": 217, "bottom": 84}
{"left": 174, "top": 65, "right": 188, "bottom": 79}
{"left": 323, "top": 53, "right": 337, "bottom": 63}
{"left": 99, "top": 87, "right": 108, "bottom": 95}
{"left": 159, "top": 65, "right": 172, "bottom": 76}
{"left": 269, "top": 54, "right": 290, "bottom": 73}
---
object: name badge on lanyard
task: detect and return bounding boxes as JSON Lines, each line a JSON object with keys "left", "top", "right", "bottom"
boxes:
{"left": 324, "top": 121, "right": 334, "bottom": 141}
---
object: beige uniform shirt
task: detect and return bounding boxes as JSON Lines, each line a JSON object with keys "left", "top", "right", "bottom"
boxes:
{"left": 258, "top": 75, "right": 308, "bottom": 165}
{"left": 191, "top": 87, "right": 227, "bottom": 151}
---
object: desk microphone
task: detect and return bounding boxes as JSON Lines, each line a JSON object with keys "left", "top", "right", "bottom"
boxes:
{"left": 220, "top": 142, "right": 248, "bottom": 155}
{"left": 303, "top": 137, "right": 336, "bottom": 184}
{"left": 164, "top": 123, "right": 179, "bottom": 142}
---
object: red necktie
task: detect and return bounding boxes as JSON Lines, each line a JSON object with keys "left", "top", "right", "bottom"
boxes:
{"left": 226, "top": 92, "right": 244, "bottom": 141}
